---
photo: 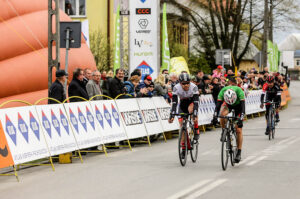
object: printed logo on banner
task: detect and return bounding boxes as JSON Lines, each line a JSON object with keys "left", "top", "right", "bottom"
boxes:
{"left": 140, "top": 0, "right": 146, "bottom": 3}
{"left": 5, "top": 115, "right": 17, "bottom": 146}
{"left": 42, "top": 111, "right": 52, "bottom": 138}
{"left": 121, "top": 111, "right": 143, "bottom": 126}
{"left": 157, "top": 108, "right": 170, "bottom": 120}
{"left": 0, "top": 145, "right": 8, "bottom": 157}
{"left": 137, "top": 61, "right": 153, "bottom": 80}
{"left": 111, "top": 104, "right": 120, "bottom": 126}
{"left": 29, "top": 111, "right": 40, "bottom": 141}
{"left": 134, "top": 39, "right": 153, "bottom": 48}
{"left": 78, "top": 107, "right": 87, "bottom": 132}
{"left": 95, "top": 105, "right": 104, "bottom": 129}
{"left": 142, "top": 109, "right": 159, "bottom": 123}
{"left": 60, "top": 109, "right": 69, "bottom": 135}
{"left": 136, "top": 8, "right": 151, "bottom": 15}
{"left": 18, "top": 113, "right": 29, "bottom": 143}
{"left": 69, "top": 108, "right": 79, "bottom": 134}
{"left": 51, "top": 110, "right": 61, "bottom": 137}
{"left": 138, "top": 19, "right": 148, "bottom": 29}
{"left": 103, "top": 105, "right": 112, "bottom": 128}
{"left": 86, "top": 106, "right": 95, "bottom": 130}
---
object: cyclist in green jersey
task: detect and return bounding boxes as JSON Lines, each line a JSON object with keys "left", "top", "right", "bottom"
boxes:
{"left": 212, "top": 77, "right": 246, "bottom": 163}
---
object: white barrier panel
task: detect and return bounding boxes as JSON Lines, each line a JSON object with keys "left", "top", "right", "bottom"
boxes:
{"left": 89, "top": 100, "right": 127, "bottom": 144}
{"left": 63, "top": 102, "right": 102, "bottom": 149}
{"left": 115, "top": 98, "right": 148, "bottom": 139}
{"left": 136, "top": 98, "right": 164, "bottom": 136}
{"left": 198, "top": 95, "right": 215, "bottom": 125}
{"left": 35, "top": 104, "right": 78, "bottom": 156}
{"left": 0, "top": 107, "right": 50, "bottom": 165}
{"left": 152, "top": 97, "right": 179, "bottom": 131}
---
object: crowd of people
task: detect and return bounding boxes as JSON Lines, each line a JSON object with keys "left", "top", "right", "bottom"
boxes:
{"left": 48, "top": 65, "right": 289, "bottom": 105}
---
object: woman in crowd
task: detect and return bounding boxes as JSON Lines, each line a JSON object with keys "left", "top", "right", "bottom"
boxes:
{"left": 211, "top": 77, "right": 222, "bottom": 104}
{"left": 124, "top": 75, "right": 140, "bottom": 97}
{"left": 154, "top": 74, "right": 168, "bottom": 98}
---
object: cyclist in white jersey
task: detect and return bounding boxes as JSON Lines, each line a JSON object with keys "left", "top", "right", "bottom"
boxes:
{"left": 169, "top": 73, "right": 200, "bottom": 140}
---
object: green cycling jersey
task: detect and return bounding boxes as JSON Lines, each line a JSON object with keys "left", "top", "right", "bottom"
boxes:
{"left": 218, "top": 86, "right": 245, "bottom": 106}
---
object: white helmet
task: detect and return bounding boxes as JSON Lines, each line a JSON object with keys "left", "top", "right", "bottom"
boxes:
{"left": 224, "top": 89, "right": 237, "bottom": 105}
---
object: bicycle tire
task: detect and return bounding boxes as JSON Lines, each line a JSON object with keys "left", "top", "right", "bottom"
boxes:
{"left": 272, "top": 110, "right": 276, "bottom": 139}
{"left": 221, "top": 130, "right": 229, "bottom": 170}
{"left": 268, "top": 109, "right": 272, "bottom": 140}
{"left": 190, "top": 127, "right": 199, "bottom": 163}
{"left": 230, "top": 130, "right": 238, "bottom": 166}
{"left": 178, "top": 128, "right": 188, "bottom": 166}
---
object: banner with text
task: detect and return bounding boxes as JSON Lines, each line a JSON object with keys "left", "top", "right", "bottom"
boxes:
{"left": 129, "top": 0, "right": 159, "bottom": 80}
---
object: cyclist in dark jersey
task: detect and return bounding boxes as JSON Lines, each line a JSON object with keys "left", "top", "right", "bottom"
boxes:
{"left": 260, "top": 75, "right": 282, "bottom": 135}
{"left": 212, "top": 77, "right": 245, "bottom": 163}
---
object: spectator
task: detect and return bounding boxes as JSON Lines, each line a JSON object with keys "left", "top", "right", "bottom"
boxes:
{"left": 68, "top": 68, "right": 89, "bottom": 102}
{"left": 131, "top": 69, "right": 142, "bottom": 77}
{"left": 154, "top": 74, "right": 167, "bottom": 97}
{"left": 212, "top": 65, "right": 223, "bottom": 78}
{"left": 199, "top": 75, "right": 212, "bottom": 94}
{"left": 86, "top": 70, "right": 103, "bottom": 100}
{"left": 169, "top": 73, "right": 178, "bottom": 89}
{"left": 196, "top": 70, "right": 204, "bottom": 90}
{"left": 108, "top": 68, "right": 126, "bottom": 99}
{"left": 137, "top": 75, "right": 153, "bottom": 97}
{"left": 148, "top": 82, "right": 155, "bottom": 97}
{"left": 211, "top": 77, "right": 222, "bottom": 104}
{"left": 83, "top": 68, "right": 92, "bottom": 86}
{"left": 124, "top": 75, "right": 140, "bottom": 97}
{"left": 101, "top": 70, "right": 113, "bottom": 96}
{"left": 162, "top": 69, "right": 169, "bottom": 75}
{"left": 48, "top": 70, "right": 67, "bottom": 104}
{"left": 101, "top": 71, "right": 107, "bottom": 81}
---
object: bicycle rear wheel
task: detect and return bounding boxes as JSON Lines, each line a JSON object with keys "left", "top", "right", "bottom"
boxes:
{"left": 230, "top": 131, "right": 238, "bottom": 166}
{"left": 221, "top": 130, "right": 229, "bottom": 170}
{"left": 190, "top": 128, "right": 198, "bottom": 163}
{"left": 178, "top": 128, "right": 188, "bottom": 166}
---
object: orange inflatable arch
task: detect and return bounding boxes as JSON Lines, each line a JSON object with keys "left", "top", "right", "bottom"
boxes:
{"left": 0, "top": 0, "right": 97, "bottom": 108}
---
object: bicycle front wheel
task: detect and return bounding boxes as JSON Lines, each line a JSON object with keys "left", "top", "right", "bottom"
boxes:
{"left": 178, "top": 128, "right": 188, "bottom": 166}
{"left": 190, "top": 130, "right": 199, "bottom": 163}
{"left": 221, "top": 130, "right": 229, "bottom": 170}
{"left": 268, "top": 110, "right": 273, "bottom": 140}
{"left": 230, "top": 131, "right": 238, "bottom": 167}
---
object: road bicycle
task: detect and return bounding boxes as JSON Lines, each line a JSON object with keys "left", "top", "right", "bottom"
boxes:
{"left": 175, "top": 113, "right": 199, "bottom": 166}
{"left": 218, "top": 110, "right": 238, "bottom": 171}
{"left": 264, "top": 101, "right": 278, "bottom": 140}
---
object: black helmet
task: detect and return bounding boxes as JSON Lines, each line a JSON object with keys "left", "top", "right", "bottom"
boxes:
{"left": 179, "top": 73, "right": 190, "bottom": 82}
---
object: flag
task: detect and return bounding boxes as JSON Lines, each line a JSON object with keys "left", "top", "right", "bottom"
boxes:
{"left": 113, "top": 5, "right": 121, "bottom": 74}
{"left": 161, "top": 3, "right": 170, "bottom": 72}
{"left": 268, "top": 40, "right": 279, "bottom": 72}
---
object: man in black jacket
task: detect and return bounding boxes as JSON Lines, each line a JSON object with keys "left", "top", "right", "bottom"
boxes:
{"left": 68, "top": 68, "right": 89, "bottom": 102}
{"left": 48, "top": 70, "right": 67, "bottom": 104}
{"left": 108, "top": 68, "right": 126, "bottom": 99}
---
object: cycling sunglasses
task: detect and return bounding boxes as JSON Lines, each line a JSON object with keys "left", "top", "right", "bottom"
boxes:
{"left": 181, "top": 81, "right": 190, "bottom": 85}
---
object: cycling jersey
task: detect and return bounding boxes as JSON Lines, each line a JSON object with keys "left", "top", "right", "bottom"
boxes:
{"left": 260, "top": 83, "right": 281, "bottom": 105}
{"left": 217, "top": 86, "right": 245, "bottom": 107}
{"left": 170, "top": 83, "right": 199, "bottom": 117}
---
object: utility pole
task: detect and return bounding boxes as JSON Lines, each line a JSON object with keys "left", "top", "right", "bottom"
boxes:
{"left": 48, "top": 0, "right": 60, "bottom": 89}
{"left": 262, "top": 0, "right": 269, "bottom": 68}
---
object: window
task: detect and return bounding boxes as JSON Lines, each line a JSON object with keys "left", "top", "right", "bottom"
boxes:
{"left": 297, "top": 60, "right": 300, "bottom": 66}
{"left": 61, "top": 0, "right": 86, "bottom": 17}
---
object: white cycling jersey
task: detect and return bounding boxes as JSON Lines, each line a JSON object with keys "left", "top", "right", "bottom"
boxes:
{"left": 172, "top": 82, "right": 199, "bottom": 99}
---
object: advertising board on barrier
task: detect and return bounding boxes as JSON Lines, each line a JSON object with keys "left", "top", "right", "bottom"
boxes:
{"left": 129, "top": 0, "right": 159, "bottom": 80}
{"left": 115, "top": 98, "right": 148, "bottom": 139}
{"left": 90, "top": 100, "right": 127, "bottom": 144}
{"left": 198, "top": 95, "right": 215, "bottom": 125}
{"left": 35, "top": 104, "right": 78, "bottom": 156}
{"left": 152, "top": 97, "right": 179, "bottom": 131}
{"left": 0, "top": 106, "right": 50, "bottom": 165}
{"left": 136, "top": 98, "right": 163, "bottom": 135}
{"left": 63, "top": 102, "right": 102, "bottom": 149}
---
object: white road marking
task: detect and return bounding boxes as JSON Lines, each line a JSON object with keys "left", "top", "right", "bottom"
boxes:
{"left": 246, "top": 155, "right": 268, "bottom": 166}
{"left": 167, "top": 180, "right": 212, "bottom": 199}
{"left": 288, "top": 118, "right": 300, "bottom": 122}
{"left": 185, "top": 179, "right": 227, "bottom": 199}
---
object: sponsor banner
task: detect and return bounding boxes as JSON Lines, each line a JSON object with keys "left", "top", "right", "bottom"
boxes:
{"left": 0, "top": 121, "right": 14, "bottom": 169}
{"left": 129, "top": 0, "right": 159, "bottom": 80}
{"left": 35, "top": 104, "right": 78, "bottom": 156}
{"left": 63, "top": 102, "right": 102, "bottom": 149}
{"left": 89, "top": 100, "right": 127, "bottom": 144}
{"left": 152, "top": 97, "right": 179, "bottom": 131}
{"left": 136, "top": 98, "right": 163, "bottom": 135}
{"left": 115, "top": 98, "right": 148, "bottom": 139}
{"left": 198, "top": 95, "right": 215, "bottom": 125}
{"left": 0, "top": 106, "right": 50, "bottom": 165}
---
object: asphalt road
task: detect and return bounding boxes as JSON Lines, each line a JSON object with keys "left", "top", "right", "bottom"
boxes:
{"left": 1, "top": 81, "right": 300, "bottom": 199}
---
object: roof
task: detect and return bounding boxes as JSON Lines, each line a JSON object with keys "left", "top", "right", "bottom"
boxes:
{"left": 278, "top": 34, "right": 300, "bottom": 51}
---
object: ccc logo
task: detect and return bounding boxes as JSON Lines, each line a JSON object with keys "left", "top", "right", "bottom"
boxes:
{"left": 136, "top": 8, "right": 151, "bottom": 15}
